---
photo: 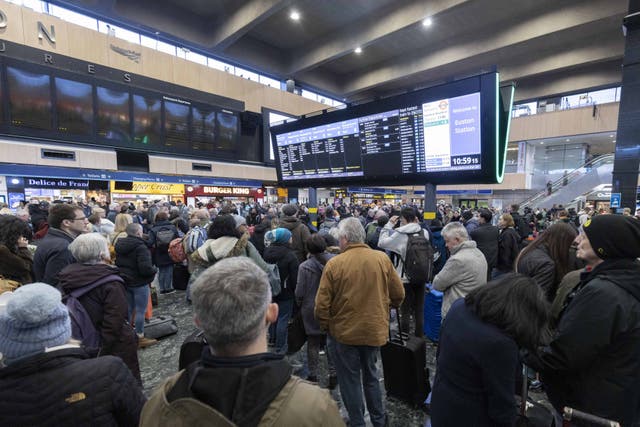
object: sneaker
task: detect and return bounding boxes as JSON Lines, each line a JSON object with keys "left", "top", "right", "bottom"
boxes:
{"left": 138, "top": 336, "right": 158, "bottom": 349}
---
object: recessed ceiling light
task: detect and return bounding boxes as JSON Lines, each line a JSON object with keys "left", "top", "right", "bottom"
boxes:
{"left": 609, "top": 134, "right": 614, "bottom": 138}
{"left": 290, "top": 11, "right": 300, "bottom": 21}
{"left": 354, "top": 47, "right": 362, "bottom": 54}
{"left": 539, "top": 141, "right": 544, "bottom": 144}
{"left": 422, "top": 17, "right": 432, "bottom": 27}
{"left": 613, "top": 140, "right": 616, "bottom": 143}
{"left": 565, "top": 138, "right": 570, "bottom": 142}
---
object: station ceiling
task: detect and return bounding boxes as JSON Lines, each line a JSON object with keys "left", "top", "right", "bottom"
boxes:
{"left": 50, "top": 0, "right": 628, "bottom": 104}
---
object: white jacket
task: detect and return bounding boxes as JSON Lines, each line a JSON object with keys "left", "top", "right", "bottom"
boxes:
{"left": 378, "top": 222, "right": 428, "bottom": 283}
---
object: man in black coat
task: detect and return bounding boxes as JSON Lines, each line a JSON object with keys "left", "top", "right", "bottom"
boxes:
{"left": 525, "top": 215, "right": 640, "bottom": 426}
{"left": 469, "top": 208, "right": 499, "bottom": 281}
{"left": 33, "top": 203, "right": 88, "bottom": 286}
{"left": 148, "top": 211, "right": 179, "bottom": 294}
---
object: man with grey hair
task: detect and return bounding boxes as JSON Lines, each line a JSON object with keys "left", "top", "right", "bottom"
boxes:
{"left": 140, "top": 257, "right": 343, "bottom": 426}
{"left": 433, "top": 221, "right": 487, "bottom": 318}
{"left": 316, "top": 217, "right": 404, "bottom": 427}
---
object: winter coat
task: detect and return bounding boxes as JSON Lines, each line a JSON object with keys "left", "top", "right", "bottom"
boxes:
{"left": 263, "top": 242, "right": 299, "bottom": 302}
{"left": 496, "top": 227, "right": 520, "bottom": 273}
{"left": 250, "top": 220, "right": 271, "bottom": 256}
{"left": 33, "top": 228, "right": 75, "bottom": 286}
{"left": 191, "top": 233, "right": 269, "bottom": 283}
{"left": 295, "top": 253, "right": 335, "bottom": 335}
{"left": 431, "top": 299, "right": 518, "bottom": 427}
{"left": 516, "top": 244, "right": 557, "bottom": 301}
{"left": 433, "top": 240, "right": 487, "bottom": 318}
{"left": 0, "top": 245, "right": 33, "bottom": 284}
{"left": 315, "top": 243, "right": 404, "bottom": 347}
{"left": 58, "top": 263, "right": 140, "bottom": 382}
{"left": 114, "top": 236, "right": 157, "bottom": 287}
{"left": 464, "top": 218, "right": 480, "bottom": 235}
{"left": 0, "top": 347, "right": 145, "bottom": 427}
{"left": 526, "top": 259, "right": 640, "bottom": 426}
{"left": 148, "top": 220, "right": 179, "bottom": 267}
{"left": 279, "top": 216, "right": 311, "bottom": 264}
{"left": 378, "top": 222, "right": 429, "bottom": 283}
{"left": 140, "top": 351, "right": 343, "bottom": 427}
{"left": 469, "top": 223, "right": 499, "bottom": 270}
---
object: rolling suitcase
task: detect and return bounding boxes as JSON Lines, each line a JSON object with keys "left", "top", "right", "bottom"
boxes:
{"left": 144, "top": 315, "right": 178, "bottom": 340}
{"left": 172, "top": 263, "right": 190, "bottom": 291}
{"left": 517, "top": 364, "right": 556, "bottom": 427}
{"left": 562, "top": 407, "right": 620, "bottom": 427}
{"left": 381, "top": 309, "right": 430, "bottom": 407}
{"left": 179, "top": 328, "right": 206, "bottom": 370}
{"left": 423, "top": 289, "right": 443, "bottom": 342}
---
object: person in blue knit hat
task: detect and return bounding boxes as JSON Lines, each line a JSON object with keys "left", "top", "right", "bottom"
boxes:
{"left": 263, "top": 228, "right": 298, "bottom": 354}
{"left": 0, "top": 282, "right": 146, "bottom": 426}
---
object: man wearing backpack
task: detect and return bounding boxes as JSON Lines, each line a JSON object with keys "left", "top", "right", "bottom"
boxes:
{"left": 148, "top": 211, "right": 179, "bottom": 295}
{"left": 378, "top": 207, "right": 431, "bottom": 337}
{"left": 140, "top": 257, "right": 343, "bottom": 427}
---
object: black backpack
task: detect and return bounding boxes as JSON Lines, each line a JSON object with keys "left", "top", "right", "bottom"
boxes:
{"left": 366, "top": 226, "right": 382, "bottom": 249}
{"left": 403, "top": 232, "right": 434, "bottom": 284}
{"left": 156, "top": 227, "right": 175, "bottom": 248}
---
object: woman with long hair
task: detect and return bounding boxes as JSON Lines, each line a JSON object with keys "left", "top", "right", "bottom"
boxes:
{"left": 494, "top": 213, "right": 521, "bottom": 277}
{"left": 515, "top": 222, "right": 578, "bottom": 302}
{"left": 430, "top": 274, "right": 549, "bottom": 426}
{"left": 110, "top": 213, "right": 133, "bottom": 246}
{"left": 0, "top": 215, "right": 33, "bottom": 287}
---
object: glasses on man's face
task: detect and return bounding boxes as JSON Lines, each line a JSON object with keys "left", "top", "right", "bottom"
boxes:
{"left": 72, "top": 216, "right": 87, "bottom": 221}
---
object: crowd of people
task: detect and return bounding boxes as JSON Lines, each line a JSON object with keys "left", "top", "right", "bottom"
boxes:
{"left": 0, "top": 196, "right": 639, "bottom": 426}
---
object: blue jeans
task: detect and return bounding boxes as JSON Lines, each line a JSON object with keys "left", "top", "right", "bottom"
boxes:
{"left": 328, "top": 336, "right": 386, "bottom": 427}
{"left": 157, "top": 265, "right": 174, "bottom": 292}
{"left": 269, "top": 298, "right": 293, "bottom": 354}
{"left": 126, "top": 285, "right": 149, "bottom": 335}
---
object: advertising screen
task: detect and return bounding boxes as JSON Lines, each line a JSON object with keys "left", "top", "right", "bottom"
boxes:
{"left": 7, "top": 66, "right": 52, "bottom": 131}
{"left": 271, "top": 72, "right": 505, "bottom": 186}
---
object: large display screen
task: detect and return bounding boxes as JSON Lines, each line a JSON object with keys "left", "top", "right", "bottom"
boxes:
{"left": 271, "top": 72, "right": 505, "bottom": 186}
{"left": 132, "top": 93, "right": 162, "bottom": 146}
{"left": 191, "top": 106, "right": 216, "bottom": 152}
{"left": 7, "top": 66, "right": 52, "bottom": 131}
{"left": 164, "top": 97, "right": 190, "bottom": 149}
{"left": 97, "top": 86, "right": 130, "bottom": 142}
{"left": 55, "top": 77, "right": 93, "bottom": 136}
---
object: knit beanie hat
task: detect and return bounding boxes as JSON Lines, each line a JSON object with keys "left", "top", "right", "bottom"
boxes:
{"left": 281, "top": 204, "right": 297, "bottom": 217}
{"left": 265, "top": 228, "right": 292, "bottom": 244}
{"left": 0, "top": 283, "right": 71, "bottom": 361}
{"left": 582, "top": 215, "right": 640, "bottom": 260}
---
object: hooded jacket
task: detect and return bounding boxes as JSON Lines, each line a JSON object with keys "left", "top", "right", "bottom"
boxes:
{"left": 33, "top": 228, "right": 76, "bottom": 286}
{"left": 279, "top": 216, "right": 311, "bottom": 264}
{"left": 295, "top": 253, "right": 334, "bottom": 335}
{"left": 263, "top": 242, "right": 299, "bottom": 302}
{"left": 250, "top": 220, "right": 272, "bottom": 256}
{"left": 433, "top": 240, "right": 487, "bottom": 318}
{"left": 139, "top": 351, "right": 343, "bottom": 427}
{"left": 526, "top": 259, "right": 640, "bottom": 426}
{"left": 58, "top": 263, "right": 140, "bottom": 382}
{"left": 114, "top": 236, "right": 157, "bottom": 287}
{"left": 191, "top": 234, "right": 269, "bottom": 282}
{"left": 378, "top": 222, "right": 429, "bottom": 283}
{"left": 0, "top": 347, "right": 145, "bottom": 427}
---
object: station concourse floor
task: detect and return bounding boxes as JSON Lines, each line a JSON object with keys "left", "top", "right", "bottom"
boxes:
{"left": 138, "top": 291, "right": 433, "bottom": 426}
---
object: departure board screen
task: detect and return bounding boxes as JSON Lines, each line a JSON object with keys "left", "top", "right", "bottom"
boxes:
{"left": 164, "top": 98, "right": 190, "bottom": 148}
{"left": 55, "top": 77, "right": 93, "bottom": 136}
{"left": 7, "top": 66, "right": 52, "bottom": 131}
{"left": 271, "top": 72, "right": 501, "bottom": 186}
{"left": 97, "top": 86, "right": 130, "bottom": 142}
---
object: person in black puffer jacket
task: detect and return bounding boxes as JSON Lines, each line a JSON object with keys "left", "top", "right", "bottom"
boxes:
{"left": 263, "top": 228, "right": 299, "bottom": 355}
{"left": 115, "top": 223, "right": 158, "bottom": 347}
{"left": 148, "top": 211, "right": 179, "bottom": 294}
{"left": 58, "top": 233, "right": 141, "bottom": 383}
{"left": 250, "top": 218, "right": 272, "bottom": 256}
{"left": 0, "top": 282, "right": 145, "bottom": 427}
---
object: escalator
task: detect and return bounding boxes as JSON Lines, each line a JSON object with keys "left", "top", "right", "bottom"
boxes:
{"left": 520, "top": 154, "right": 614, "bottom": 209}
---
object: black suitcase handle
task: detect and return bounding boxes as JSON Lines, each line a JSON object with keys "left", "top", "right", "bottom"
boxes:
{"left": 388, "top": 307, "right": 407, "bottom": 345}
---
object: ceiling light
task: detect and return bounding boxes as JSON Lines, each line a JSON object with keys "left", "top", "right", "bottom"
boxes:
{"left": 539, "top": 141, "right": 544, "bottom": 144}
{"left": 422, "top": 17, "right": 432, "bottom": 27}
{"left": 565, "top": 138, "right": 570, "bottom": 142}
{"left": 609, "top": 134, "right": 614, "bottom": 137}
{"left": 354, "top": 47, "right": 362, "bottom": 54}
{"left": 290, "top": 10, "right": 300, "bottom": 21}
{"left": 613, "top": 140, "right": 616, "bottom": 143}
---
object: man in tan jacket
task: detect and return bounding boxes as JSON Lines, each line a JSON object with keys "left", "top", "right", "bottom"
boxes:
{"left": 141, "top": 257, "right": 343, "bottom": 427}
{"left": 316, "top": 218, "right": 404, "bottom": 427}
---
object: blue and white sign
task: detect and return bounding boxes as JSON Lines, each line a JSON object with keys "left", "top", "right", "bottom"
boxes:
{"left": 610, "top": 192, "right": 621, "bottom": 209}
